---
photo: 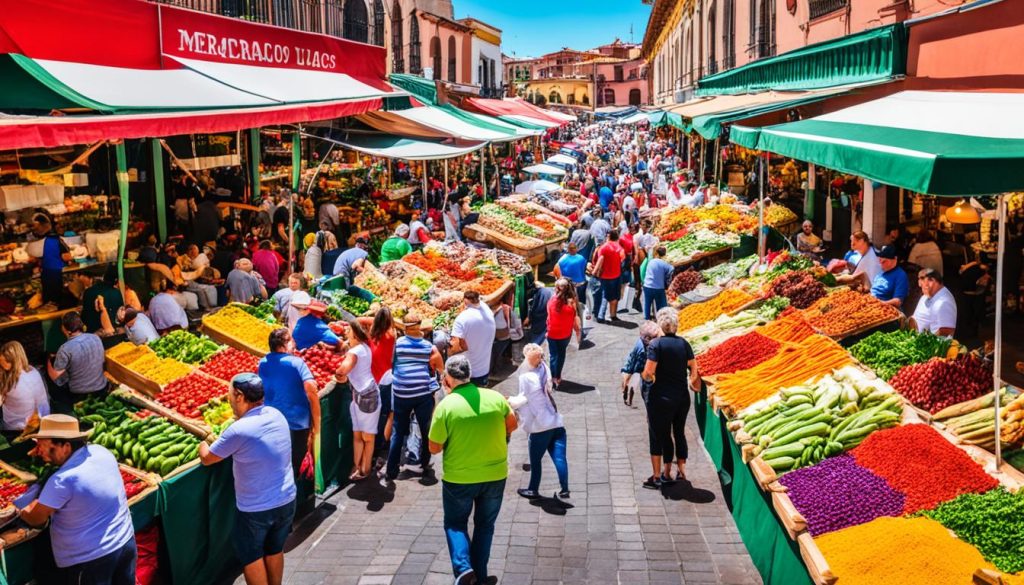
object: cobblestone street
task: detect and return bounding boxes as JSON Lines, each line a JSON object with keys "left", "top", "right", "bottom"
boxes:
{"left": 244, "top": 309, "right": 762, "bottom": 585}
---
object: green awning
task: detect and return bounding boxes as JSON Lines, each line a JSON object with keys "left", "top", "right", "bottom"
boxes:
{"left": 389, "top": 73, "right": 440, "bottom": 105}
{"left": 648, "top": 111, "right": 686, "bottom": 131}
{"left": 731, "top": 91, "right": 1024, "bottom": 196}
{"left": 696, "top": 24, "right": 906, "bottom": 96}
{"left": 691, "top": 92, "right": 841, "bottom": 139}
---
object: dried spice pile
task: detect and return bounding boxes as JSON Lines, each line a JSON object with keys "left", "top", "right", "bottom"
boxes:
{"left": 696, "top": 331, "right": 780, "bottom": 376}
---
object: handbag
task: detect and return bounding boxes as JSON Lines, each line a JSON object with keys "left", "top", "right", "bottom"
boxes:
{"left": 352, "top": 378, "right": 380, "bottom": 414}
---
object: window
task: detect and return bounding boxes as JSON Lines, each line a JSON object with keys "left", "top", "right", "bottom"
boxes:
{"left": 581, "top": 94, "right": 590, "bottom": 106}
{"left": 447, "top": 37, "right": 457, "bottom": 83}
{"left": 567, "top": 93, "right": 576, "bottom": 105}
{"left": 614, "top": 66, "right": 624, "bottom": 82}
{"left": 430, "top": 36, "right": 441, "bottom": 80}
{"left": 549, "top": 90, "right": 562, "bottom": 104}
{"left": 603, "top": 88, "right": 615, "bottom": 105}
{"left": 809, "top": 0, "right": 848, "bottom": 20}
{"left": 722, "top": 0, "right": 735, "bottom": 69}
{"left": 749, "top": 0, "right": 757, "bottom": 50}
{"left": 391, "top": 0, "right": 404, "bottom": 72}
{"left": 707, "top": 1, "right": 717, "bottom": 74}
{"left": 490, "top": 61, "right": 496, "bottom": 89}
{"left": 757, "top": 0, "right": 776, "bottom": 57}
{"left": 409, "top": 14, "right": 421, "bottom": 73}
{"left": 373, "top": 0, "right": 385, "bottom": 47}
{"left": 629, "top": 88, "right": 642, "bottom": 106}
{"left": 343, "top": 0, "right": 368, "bottom": 43}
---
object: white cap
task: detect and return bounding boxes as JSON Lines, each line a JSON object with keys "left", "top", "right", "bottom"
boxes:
{"left": 291, "top": 291, "right": 312, "bottom": 308}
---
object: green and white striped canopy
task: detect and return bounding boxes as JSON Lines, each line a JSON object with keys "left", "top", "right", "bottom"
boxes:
{"left": 730, "top": 91, "right": 1024, "bottom": 196}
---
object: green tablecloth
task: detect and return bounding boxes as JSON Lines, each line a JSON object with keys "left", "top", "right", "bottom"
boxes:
{"left": 697, "top": 389, "right": 813, "bottom": 585}
{"left": 3, "top": 388, "right": 355, "bottom": 585}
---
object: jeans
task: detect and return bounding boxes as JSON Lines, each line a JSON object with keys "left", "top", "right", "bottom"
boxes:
{"left": 387, "top": 393, "right": 435, "bottom": 479}
{"left": 490, "top": 338, "right": 511, "bottom": 375}
{"left": 442, "top": 479, "right": 506, "bottom": 580}
{"left": 547, "top": 337, "right": 571, "bottom": 380}
{"left": 643, "top": 287, "right": 668, "bottom": 320}
{"left": 374, "top": 384, "right": 393, "bottom": 453}
{"left": 528, "top": 427, "right": 569, "bottom": 492}
{"left": 529, "top": 330, "right": 548, "bottom": 346}
{"left": 588, "top": 276, "right": 605, "bottom": 320}
{"left": 63, "top": 537, "right": 136, "bottom": 585}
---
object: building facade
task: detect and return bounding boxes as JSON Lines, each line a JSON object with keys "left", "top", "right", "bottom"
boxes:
{"left": 504, "top": 40, "right": 649, "bottom": 109}
{"left": 641, "top": 0, "right": 963, "bottom": 107}
{"left": 152, "top": 0, "right": 500, "bottom": 94}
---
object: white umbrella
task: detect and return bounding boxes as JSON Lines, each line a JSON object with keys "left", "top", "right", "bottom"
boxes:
{"left": 546, "top": 154, "right": 578, "bottom": 166}
{"left": 514, "top": 180, "right": 561, "bottom": 194}
{"left": 522, "top": 163, "right": 567, "bottom": 176}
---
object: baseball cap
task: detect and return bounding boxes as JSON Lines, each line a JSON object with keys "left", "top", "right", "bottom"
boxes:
{"left": 877, "top": 245, "right": 898, "bottom": 260}
{"left": 290, "top": 291, "right": 312, "bottom": 308}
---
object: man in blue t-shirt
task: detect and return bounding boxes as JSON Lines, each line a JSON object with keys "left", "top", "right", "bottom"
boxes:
{"left": 258, "top": 328, "right": 320, "bottom": 478}
{"left": 19, "top": 415, "right": 136, "bottom": 584}
{"left": 642, "top": 246, "right": 676, "bottom": 320}
{"left": 598, "top": 185, "right": 614, "bottom": 212}
{"left": 201, "top": 373, "right": 296, "bottom": 585}
{"left": 870, "top": 246, "right": 910, "bottom": 309}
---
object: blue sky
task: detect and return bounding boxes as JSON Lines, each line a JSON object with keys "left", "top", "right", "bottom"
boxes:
{"left": 453, "top": 0, "right": 651, "bottom": 58}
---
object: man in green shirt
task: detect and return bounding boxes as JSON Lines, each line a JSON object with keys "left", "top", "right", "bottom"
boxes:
{"left": 379, "top": 224, "right": 412, "bottom": 263}
{"left": 429, "top": 355, "right": 517, "bottom": 585}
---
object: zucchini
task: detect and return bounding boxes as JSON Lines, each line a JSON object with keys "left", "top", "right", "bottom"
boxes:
{"left": 762, "top": 442, "right": 806, "bottom": 460}
{"left": 764, "top": 456, "right": 796, "bottom": 471}
{"left": 772, "top": 422, "right": 831, "bottom": 447}
{"left": 836, "top": 423, "right": 878, "bottom": 444}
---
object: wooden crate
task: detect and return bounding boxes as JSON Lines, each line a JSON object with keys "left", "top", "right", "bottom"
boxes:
{"left": 0, "top": 460, "right": 36, "bottom": 483}
{"left": 749, "top": 456, "right": 778, "bottom": 488}
{"left": 119, "top": 463, "right": 161, "bottom": 507}
{"left": 104, "top": 357, "right": 165, "bottom": 398}
{"left": 114, "top": 385, "right": 215, "bottom": 440}
{"left": 201, "top": 322, "right": 269, "bottom": 358}
{"left": 771, "top": 490, "right": 807, "bottom": 540}
{"left": 461, "top": 224, "right": 546, "bottom": 265}
{"left": 797, "top": 533, "right": 836, "bottom": 585}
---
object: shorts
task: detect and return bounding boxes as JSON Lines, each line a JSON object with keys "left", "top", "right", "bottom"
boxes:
{"left": 600, "top": 277, "right": 621, "bottom": 302}
{"left": 232, "top": 500, "right": 296, "bottom": 566}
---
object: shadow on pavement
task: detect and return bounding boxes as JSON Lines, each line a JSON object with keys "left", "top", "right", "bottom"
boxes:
{"left": 528, "top": 495, "right": 574, "bottom": 516}
{"left": 661, "top": 480, "right": 717, "bottom": 504}
{"left": 555, "top": 381, "right": 596, "bottom": 394}
{"left": 607, "top": 319, "right": 639, "bottom": 330}
{"left": 284, "top": 502, "right": 339, "bottom": 553}
{"left": 346, "top": 477, "right": 396, "bottom": 512}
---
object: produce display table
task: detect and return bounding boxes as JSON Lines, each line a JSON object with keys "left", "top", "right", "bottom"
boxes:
{"left": 694, "top": 388, "right": 813, "bottom": 585}
{"left": 669, "top": 246, "right": 733, "bottom": 269}
{"left": 462, "top": 224, "right": 547, "bottom": 267}
{"left": 1, "top": 387, "right": 354, "bottom": 585}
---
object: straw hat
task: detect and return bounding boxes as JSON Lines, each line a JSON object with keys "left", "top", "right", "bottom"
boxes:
{"left": 26, "top": 414, "right": 91, "bottom": 441}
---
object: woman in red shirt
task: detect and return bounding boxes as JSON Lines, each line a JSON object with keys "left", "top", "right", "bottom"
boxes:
{"left": 358, "top": 307, "right": 396, "bottom": 452}
{"left": 546, "top": 279, "right": 582, "bottom": 389}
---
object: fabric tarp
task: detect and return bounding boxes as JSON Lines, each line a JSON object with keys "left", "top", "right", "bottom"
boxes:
{"left": 546, "top": 154, "right": 579, "bottom": 165}
{"left": 511, "top": 97, "right": 577, "bottom": 123}
{"left": 730, "top": 90, "right": 1024, "bottom": 195}
{"left": 615, "top": 112, "right": 652, "bottom": 125}
{"left": 499, "top": 114, "right": 561, "bottom": 129}
{"left": 696, "top": 24, "right": 907, "bottom": 96}
{"left": 0, "top": 98, "right": 384, "bottom": 150}
{"left": 514, "top": 179, "right": 561, "bottom": 194}
{"left": 359, "top": 106, "right": 515, "bottom": 142}
{"left": 328, "top": 134, "right": 486, "bottom": 160}
{"left": 462, "top": 96, "right": 569, "bottom": 125}
{"left": 522, "top": 163, "right": 567, "bottom": 176}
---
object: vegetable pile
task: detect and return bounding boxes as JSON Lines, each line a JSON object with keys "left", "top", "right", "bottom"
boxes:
{"left": 713, "top": 335, "right": 852, "bottom": 411}
{"left": 200, "top": 397, "right": 234, "bottom": 436}
{"left": 107, "top": 343, "right": 193, "bottom": 386}
{"left": 662, "top": 229, "right": 739, "bottom": 265}
{"left": 321, "top": 290, "right": 371, "bottom": 317}
{"left": 849, "top": 329, "right": 953, "bottom": 381}
{"left": 156, "top": 372, "right": 229, "bottom": 420}
{"left": 0, "top": 472, "right": 29, "bottom": 508}
{"left": 932, "top": 389, "right": 1024, "bottom": 452}
{"left": 236, "top": 299, "right": 277, "bottom": 323}
{"left": 297, "top": 346, "right": 344, "bottom": 388}
{"left": 202, "top": 305, "right": 276, "bottom": 353}
{"left": 889, "top": 354, "right": 992, "bottom": 414}
{"left": 802, "top": 289, "right": 902, "bottom": 338}
{"left": 701, "top": 255, "right": 756, "bottom": 286}
{"left": 199, "top": 348, "right": 260, "bottom": 383}
{"left": 667, "top": 271, "right": 702, "bottom": 301}
{"left": 779, "top": 455, "right": 904, "bottom": 536}
{"left": 756, "top": 308, "right": 815, "bottom": 344}
{"left": 676, "top": 289, "right": 755, "bottom": 332}
{"left": 77, "top": 394, "right": 202, "bottom": 476}
{"left": 149, "top": 331, "right": 223, "bottom": 365}
{"left": 850, "top": 424, "right": 998, "bottom": 514}
{"left": 697, "top": 331, "right": 780, "bottom": 376}
{"left": 763, "top": 204, "right": 797, "bottom": 227}
{"left": 121, "top": 469, "right": 149, "bottom": 500}
{"left": 921, "top": 488, "right": 1024, "bottom": 574}
{"left": 738, "top": 367, "right": 903, "bottom": 472}
{"left": 765, "top": 271, "right": 826, "bottom": 309}
{"left": 815, "top": 516, "right": 1004, "bottom": 585}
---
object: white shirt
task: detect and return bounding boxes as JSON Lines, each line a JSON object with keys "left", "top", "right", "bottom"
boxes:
{"left": 852, "top": 247, "right": 883, "bottom": 284}
{"left": 511, "top": 362, "right": 563, "bottom": 434}
{"left": 452, "top": 304, "right": 496, "bottom": 379}
{"left": 622, "top": 195, "right": 637, "bottom": 214}
{"left": 408, "top": 220, "right": 428, "bottom": 245}
{"left": 912, "top": 286, "right": 957, "bottom": 335}
{"left": 2, "top": 368, "right": 49, "bottom": 431}
{"left": 346, "top": 343, "right": 376, "bottom": 393}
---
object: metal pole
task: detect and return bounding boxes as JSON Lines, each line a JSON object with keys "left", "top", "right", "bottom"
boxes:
{"left": 114, "top": 142, "right": 129, "bottom": 295}
{"left": 421, "top": 162, "right": 428, "bottom": 210}
{"left": 993, "top": 193, "right": 1007, "bottom": 470}
{"left": 714, "top": 138, "right": 721, "bottom": 187}
{"left": 480, "top": 146, "right": 486, "bottom": 201}
{"left": 289, "top": 130, "right": 300, "bottom": 274}
{"left": 758, "top": 154, "right": 766, "bottom": 265}
{"left": 150, "top": 138, "right": 167, "bottom": 242}
{"left": 249, "top": 128, "right": 261, "bottom": 203}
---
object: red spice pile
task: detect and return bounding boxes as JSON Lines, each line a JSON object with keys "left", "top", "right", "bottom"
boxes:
{"left": 696, "top": 331, "right": 781, "bottom": 376}
{"left": 850, "top": 424, "right": 998, "bottom": 514}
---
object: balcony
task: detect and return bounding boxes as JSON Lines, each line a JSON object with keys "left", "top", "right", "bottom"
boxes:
{"left": 809, "top": 0, "right": 848, "bottom": 20}
{"left": 149, "top": 0, "right": 343, "bottom": 37}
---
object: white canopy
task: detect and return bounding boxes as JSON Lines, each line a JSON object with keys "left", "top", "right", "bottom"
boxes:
{"left": 391, "top": 107, "right": 517, "bottom": 142}
{"left": 546, "top": 154, "right": 579, "bottom": 166}
{"left": 522, "top": 163, "right": 567, "bottom": 176}
{"left": 514, "top": 180, "right": 561, "bottom": 194}
{"left": 502, "top": 114, "right": 561, "bottom": 129}
{"left": 616, "top": 112, "right": 651, "bottom": 125}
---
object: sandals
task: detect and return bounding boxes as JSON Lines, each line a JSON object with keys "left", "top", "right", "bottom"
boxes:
{"left": 348, "top": 470, "right": 367, "bottom": 482}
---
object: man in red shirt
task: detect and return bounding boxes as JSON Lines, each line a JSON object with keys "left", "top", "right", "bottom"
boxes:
{"left": 591, "top": 229, "right": 625, "bottom": 322}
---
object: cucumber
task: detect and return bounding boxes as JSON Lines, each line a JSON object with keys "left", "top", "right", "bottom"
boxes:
{"left": 762, "top": 442, "right": 805, "bottom": 460}
{"left": 162, "top": 444, "right": 188, "bottom": 458}
{"left": 148, "top": 456, "right": 165, "bottom": 473}
{"left": 836, "top": 423, "right": 877, "bottom": 444}
{"left": 160, "top": 456, "right": 181, "bottom": 476}
{"left": 764, "top": 456, "right": 796, "bottom": 471}
{"left": 772, "top": 422, "right": 831, "bottom": 447}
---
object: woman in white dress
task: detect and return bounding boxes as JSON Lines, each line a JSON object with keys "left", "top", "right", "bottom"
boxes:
{"left": 335, "top": 320, "right": 379, "bottom": 481}
{"left": 0, "top": 341, "right": 49, "bottom": 438}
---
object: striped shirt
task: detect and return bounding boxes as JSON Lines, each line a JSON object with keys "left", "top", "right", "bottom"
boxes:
{"left": 392, "top": 335, "right": 439, "bottom": 399}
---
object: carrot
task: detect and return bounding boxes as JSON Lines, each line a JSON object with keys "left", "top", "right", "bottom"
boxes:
{"left": 801, "top": 289, "right": 901, "bottom": 337}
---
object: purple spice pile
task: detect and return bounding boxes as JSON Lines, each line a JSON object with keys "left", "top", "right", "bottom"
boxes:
{"left": 778, "top": 454, "right": 904, "bottom": 536}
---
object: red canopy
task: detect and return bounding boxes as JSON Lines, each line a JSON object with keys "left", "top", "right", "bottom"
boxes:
{"left": 462, "top": 97, "right": 569, "bottom": 125}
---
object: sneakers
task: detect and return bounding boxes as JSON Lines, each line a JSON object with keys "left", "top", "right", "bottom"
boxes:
{"left": 660, "top": 473, "right": 675, "bottom": 485}
{"left": 555, "top": 490, "right": 571, "bottom": 501}
{"left": 642, "top": 476, "right": 661, "bottom": 490}
{"left": 517, "top": 488, "right": 541, "bottom": 499}
{"left": 403, "top": 463, "right": 424, "bottom": 474}
{"left": 454, "top": 569, "right": 477, "bottom": 585}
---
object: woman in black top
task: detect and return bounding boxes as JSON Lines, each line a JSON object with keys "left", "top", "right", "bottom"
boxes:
{"left": 641, "top": 307, "right": 700, "bottom": 489}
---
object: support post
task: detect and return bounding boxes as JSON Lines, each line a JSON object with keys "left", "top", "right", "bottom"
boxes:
{"left": 993, "top": 193, "right": 1007, "bottom": 470}
{"left": 114, "top": 142, "right": 130, "bottom": 295}
{"left": 758, "top": 154, "right": 766, "bottom": 265}
{"left": 289, "top": 130, "right": 300, "bottom": 274}
{"left": 804, "top": 163, "right": 816, "bottom": 221}
{"left": 249, "top": 128, "right": 261, "bottom": 203}
{"left": 150, "top": 138, "right": 167, "bottom": 242}
{"left": 480, "top": 146, "right": 486, "bottom": 201}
